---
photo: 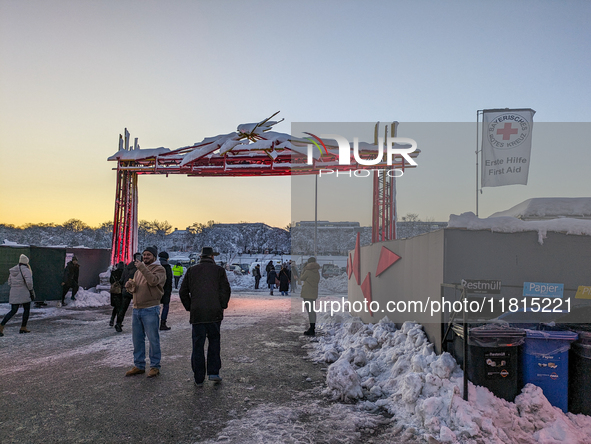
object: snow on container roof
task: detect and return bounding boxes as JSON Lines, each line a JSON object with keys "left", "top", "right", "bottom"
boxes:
{"left": 448, "top": 211, "right": 591, "bottom": 244}
{"left": 489, "top": 197, "right": 591, "bottom": 220}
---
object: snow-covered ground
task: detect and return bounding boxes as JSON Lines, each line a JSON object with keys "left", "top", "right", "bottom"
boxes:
{"left": 306, "top": 311, "right": 591, "bottom": 444}
{"left": 226, "top": 271, "right": 348, "bottom": 295}
{"left": 0, "top": 288, "right": 113, "bottom": 323}
{"left": 6, "top": 264, "right": 590, "bottom": 443}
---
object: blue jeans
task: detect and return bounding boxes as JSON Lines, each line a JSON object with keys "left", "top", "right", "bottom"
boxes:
{"left": 161, "top": 303, "right": 169, "bottom": 323}
{"left": 132, "top": 306, "right": 161, "bottom": 370}
{"left": 191, "top": 322, "right": 221, "bottom": 383}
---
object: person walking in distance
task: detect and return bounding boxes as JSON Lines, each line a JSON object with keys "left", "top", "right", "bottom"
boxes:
{"left": 289, "top": 260, "right": 299, "bottom": 292}
{"left": 158, "top": 251, "right": 173, "bottom": 331}
{"left": 252, "top": 264, "right": 261, "bottom": 290}
{"left": 115, "top": 252, "right": 141, "bottom": 333}
{"left": 300, "top": 257, "right": 321, "bottom": 336}
{"left": 124, "top": 247, "right": 166, "bottom": 378}
{"left": 61, "top": 256, "right": 80, "bottom": 305}
{"left": 265, "top": 260, "right": 274, "bottom": 288}
{"left": 172, "top": 261, "right": 183, "bottom": 290}
{"left": 179, "top": 246, "right": 231, "bottom": 386}
{"left": 266, "top": 265, "right": 277, "bottom": 296}
{"left": 109, "top": 262, "right": 125, "bottom": 327}
{"left": 278, "top": 263, "right": 290, "bottom": 296}
{"left": 0, "top": 254, "right": 35, "bottom": 336}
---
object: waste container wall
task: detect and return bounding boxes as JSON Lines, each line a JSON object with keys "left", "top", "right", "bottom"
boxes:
{"left": 467, "top": 325, "right": 526, "bottom": 402}
{"left": 522, "top": 330, "right": 578, "bottom": 412}
{"left": 569, "top": 342, "right": 591, "bottom": 415}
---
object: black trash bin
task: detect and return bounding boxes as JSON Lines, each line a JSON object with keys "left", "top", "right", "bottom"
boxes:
{"left": 467, "top": 324, "right": 526, "bottom": 402}
{"left": 569, "top": 339, "right": 591, "bottom": 415}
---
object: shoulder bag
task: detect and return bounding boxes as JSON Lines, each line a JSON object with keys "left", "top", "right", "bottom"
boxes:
{"left": 20, "top": 265, "right": 35, "bottom": 301}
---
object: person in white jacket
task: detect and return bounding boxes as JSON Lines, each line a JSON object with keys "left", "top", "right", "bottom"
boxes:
{"left": 0, "top": 254, "right": 35, "bottom": 336}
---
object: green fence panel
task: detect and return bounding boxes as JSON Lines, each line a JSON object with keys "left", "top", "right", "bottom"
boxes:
{"left": 30, "top": 246, "right": 66, "bottom": 302}
{"left": 0, "top": 246, "right": 31, "bottom": 303}
{"left": 1, "top": 246, "right": 111, "bottom": 303}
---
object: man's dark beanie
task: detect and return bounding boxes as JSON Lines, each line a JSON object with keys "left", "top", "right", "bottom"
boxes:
{"left": 144, "top": 246, "right": 158, "bottom": 258}
{"left": 307, "top": 257, "right": 316, "bottom": 263}
{"left": 158, "top": 251, "right": 169, "bottom": 260}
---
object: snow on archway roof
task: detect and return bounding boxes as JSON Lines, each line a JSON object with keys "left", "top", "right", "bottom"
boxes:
{"left": 106, "top": 113, "right": 419, "bottom": 166}
{"left": 489, "top": 197, "right": 591, "bottom": 220}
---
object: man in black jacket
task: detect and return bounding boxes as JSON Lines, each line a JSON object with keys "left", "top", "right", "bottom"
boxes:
{"left": 158, "top": 251, "right": 173, "bottom": 331}
{"left": 179, "top": 246, "right": 231, "bottom": 386}
{"left": 61, "top": 256, "right": 80, "bottom": 306}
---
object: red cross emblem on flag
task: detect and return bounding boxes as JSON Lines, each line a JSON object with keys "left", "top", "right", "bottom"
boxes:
{"left": 496, "top": 122, "right": 519, "bottom": 140}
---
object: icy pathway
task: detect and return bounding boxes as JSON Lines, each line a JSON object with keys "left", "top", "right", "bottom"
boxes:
{"left": 0, "top": 292, "right": 411, "bottom": 444}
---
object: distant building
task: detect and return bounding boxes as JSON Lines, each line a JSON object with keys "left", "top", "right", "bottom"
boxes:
{"left": 396, "top": 221, "right": 447, "bottom": 239}
{"left": 292, "top": 220, "right": 446, "bottom": 255}
{"left": 295, "top": 221, "right": 362, "bottom": 230}
{"left": 167, "top": 227, "right": 192, "bottom": 251}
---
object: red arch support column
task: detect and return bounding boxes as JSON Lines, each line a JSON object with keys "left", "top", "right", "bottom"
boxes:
{"left": 111, "top": 167, "right": 138, "bottom": 265}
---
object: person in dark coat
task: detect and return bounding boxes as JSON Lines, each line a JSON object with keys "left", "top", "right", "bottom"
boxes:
{"left": 109, "top": 262, "right": 125, "bottom": 326}
{"left": 61, "top": 256, "right": 80, "bottom": 305}
{"left": 300, "top": 257, "right": 321, "bottom": 336}
{"left": 265, "top": 260, "right": 274, "bottom": 288}
{"left": 115, "top": 252, "right": 141, "bottom": 332}
{"left": 278, "top": 264, "right": 290, "bottom": 296}
{"left": 1, "top": 254, "right": 35, "bottom": 336}
{"left": 266, "top": 265, "right": 277, "bottom": 296}
{"left": 158, "top": 251, "right": 173, "bottom": 331}
{"left": 179, "top": 246, "right": 231, "bottom": 386}
{"left": 252, "top": 264, "right": 261, "bottom": 289}
{"left": 289, "top": 260, "right": 299, "bottom": 292}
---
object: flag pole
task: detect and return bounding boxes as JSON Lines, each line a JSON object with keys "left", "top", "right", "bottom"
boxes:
{"left": 476, "top": 110, "right": 482, "bottom": 217}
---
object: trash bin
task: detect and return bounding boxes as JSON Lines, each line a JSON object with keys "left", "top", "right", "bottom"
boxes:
{"left": 521, "top": 330, "right": 578, "bottom": 412}
{"left": 569, "top": 341, "right": 591, "bottom": 415}
{"left": 576, "top": 330, "right": 591, "bottom": 345}
{"left": 467, "top": 325, "right": 526, "bottom": 402}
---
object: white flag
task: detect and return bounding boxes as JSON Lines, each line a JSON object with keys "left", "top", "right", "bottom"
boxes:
{"left": 481, "top": 108, "right": 535, "bottom": 187}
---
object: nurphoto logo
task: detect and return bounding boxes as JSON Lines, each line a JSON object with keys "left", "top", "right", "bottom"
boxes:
{"left": 302, "top": 133, "right": 418, "bottom": 178}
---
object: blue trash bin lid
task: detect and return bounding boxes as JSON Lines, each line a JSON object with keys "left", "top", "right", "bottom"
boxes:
{"left": 525, "top": 330, "right": 579, "bottom": 341}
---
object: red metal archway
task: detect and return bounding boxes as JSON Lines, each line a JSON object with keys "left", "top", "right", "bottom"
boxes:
{"left": 107, "top": 114, "right": 419, "bottom": 264}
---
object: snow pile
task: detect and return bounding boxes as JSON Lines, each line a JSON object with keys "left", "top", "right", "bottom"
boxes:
{"left": 2, "top": 239, "right": 28, "bottom": 246}
{"left": 226, "top": 272, "right": 256, "bottom": 291}
{"left": 63, "top": 288, "right": 111, "bottom": 307}
{"left": 319, "top": 274, "right": 348, "bottom": 294}
{"left": 448, "top": 212, "right": 591, "bottom": 244}
{"left": 309, "top": 313, "right": 591, "bottom": 443}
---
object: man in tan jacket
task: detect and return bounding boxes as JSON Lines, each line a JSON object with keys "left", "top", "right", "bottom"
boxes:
{"left": 124, "top": 246, "right": 166, "bottom": 378}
